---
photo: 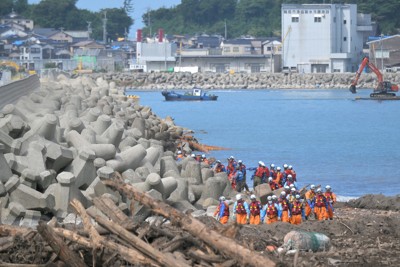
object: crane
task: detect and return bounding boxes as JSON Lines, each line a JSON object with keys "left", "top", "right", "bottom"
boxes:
{"left": 350, "top": 56, "right": 399, "bottom": 98}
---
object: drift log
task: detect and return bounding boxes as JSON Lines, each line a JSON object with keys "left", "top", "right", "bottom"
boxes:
{"left": 92, "top": 214, "right": 189, "bottom": 267}
{"left": 37, "top": 221, "right": 87, "bottom": 267}
{"left": 105, "top": 179, "right": 276, "bottom": 267}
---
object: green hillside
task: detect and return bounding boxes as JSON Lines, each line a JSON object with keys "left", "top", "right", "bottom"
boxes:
{"left": 142, "top": 0, "right": 400, "bottom": 38}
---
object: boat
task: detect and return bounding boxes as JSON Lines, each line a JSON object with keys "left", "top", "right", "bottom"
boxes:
{"left": 124, "top": 89, "right": 140, "bottom": 101}
{"left": 161, "top": 88, "right": 218, "bottom": 101}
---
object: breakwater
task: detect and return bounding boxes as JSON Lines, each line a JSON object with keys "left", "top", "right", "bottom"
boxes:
{"left": 100, "top": 72, "right": 400, "bottom": 90}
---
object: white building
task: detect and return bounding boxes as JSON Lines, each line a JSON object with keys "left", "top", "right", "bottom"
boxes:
{"left": 281, "top": 4, "right": 373, "bottom": 73}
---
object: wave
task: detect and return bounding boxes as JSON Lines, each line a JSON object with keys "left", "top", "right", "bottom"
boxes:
{"left": 336, "top": 195, "right": 358, "bottom": 202}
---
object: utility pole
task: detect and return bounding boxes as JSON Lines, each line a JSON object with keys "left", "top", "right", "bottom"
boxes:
{"left": 147, "top": 8, "right": 152, "bottom": 38}
{"left": 102, "top": 11, "right": 107, "bottom": 44}
{"left": 224, "top": 20, "right": 227, "bottom": 40}
{"left": 380, "top": 33, "right": 384, "bottom": 72}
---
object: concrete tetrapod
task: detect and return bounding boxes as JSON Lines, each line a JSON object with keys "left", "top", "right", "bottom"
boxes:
{"left": 106, "top": 144, "right": 147, "bottom": 172}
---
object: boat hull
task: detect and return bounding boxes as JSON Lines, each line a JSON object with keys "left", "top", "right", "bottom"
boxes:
{"left": 162, "top": 91, "right": 218, "bottom": 101}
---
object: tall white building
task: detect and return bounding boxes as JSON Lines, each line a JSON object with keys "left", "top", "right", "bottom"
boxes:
{"left": 281, "top": 4, "right": 373, "bottom": 73}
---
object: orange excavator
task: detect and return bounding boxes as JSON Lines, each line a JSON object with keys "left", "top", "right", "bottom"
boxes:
{"left": 350, "top": 56, "right": 399, "bottom": 98}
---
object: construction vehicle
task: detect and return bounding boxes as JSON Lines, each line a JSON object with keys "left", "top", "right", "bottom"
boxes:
{"left": 350, "top": 56, "right": 399, "bottom": 98}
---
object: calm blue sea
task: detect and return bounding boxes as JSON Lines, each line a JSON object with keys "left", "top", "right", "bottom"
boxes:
{"left": 132, "top": 89, "right": 400, "bottom": 198}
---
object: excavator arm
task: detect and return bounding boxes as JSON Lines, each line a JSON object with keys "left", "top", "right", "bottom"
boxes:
{"left": 350, "top": 56, "right": 383, "bottom": 93}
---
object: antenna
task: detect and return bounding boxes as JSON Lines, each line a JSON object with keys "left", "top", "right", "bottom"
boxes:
{"left": 102, "top": 11, "right": 107, "bottom": 44}
{"left": 224, "top": 20, "right": 227, "bottom": 40}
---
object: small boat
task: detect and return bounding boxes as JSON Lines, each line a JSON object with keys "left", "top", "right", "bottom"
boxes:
{"left": 124, "top": 89, "right": 140, "bottom": 101}
{"left": 161, "top": 88, "right": 218, "bottom": 101}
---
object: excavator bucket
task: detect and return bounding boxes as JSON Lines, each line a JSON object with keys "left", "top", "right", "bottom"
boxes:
{"left": 349, "top": 85, "right": 357, "bottom": 94}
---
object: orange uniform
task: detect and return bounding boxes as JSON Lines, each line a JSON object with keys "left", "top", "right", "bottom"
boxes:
{"left": 305, "top": 189, "right": 316, "bottom": 218}
{"left": 274, "top": 171, "right": 284, "bottom": 186}
{"left": 314, "top": 194, "right": 328, "bottom": 221}
{"left": 324, "top": 191, "right": 337, "bottom": 220}
{"left": 214, "top": 201, "right": 230, "bottom": 224}
{"left": 234, "top": 200, "right": 249, "bottom": 225}
{"left": 278, "top": 197, "right": 291, "bottom": 223}
{"left": 264, "top": 203, "right": 278, "bottom": 224}
{"left": 249, "top": 200, "right": 262, "bottom": 225}
{"left": 290, "top": 200, "right": 303, "bottom": 225}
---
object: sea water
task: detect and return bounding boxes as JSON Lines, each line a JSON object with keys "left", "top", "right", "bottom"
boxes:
{"left": 133, "top": 89, "right": 400, "bottom": 198}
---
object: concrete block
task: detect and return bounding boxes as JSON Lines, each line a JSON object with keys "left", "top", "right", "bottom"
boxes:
{"left": 170, "top": 200, "right": 197, "bottom": 213}
{"left": 167, "top": 178, "right": 189, "bottom": 202}
{"left": 132, "top": 189, "right": 162, "bottom": 222}
{"left": 160, "top": 156, "right": 180, "bottom": 178}
{"left": 146, "top": 173, "right": 177, "bottom": 200}
{"left": 142, "top": 146, "right": 162, "bottom": 166}
{"left": 83, "top": 107, "right": 101, "bottom": 122}
{"left": 64, "top": 148, "right": 96, "bottom": 190}
{"left": 0, "top": 183, "right": 7, "bottom": 197}
{"left": 132, "top": 117, "right": 145, "bottom": 137}
{"left": 97, "top": 166, "right": 114, "bottom": 180}
{"left": 118, "top": 136, "right": 137, "bottom": 151}
{"left": 0, "top": 129, "right": 21, "bottom": 154}
{"left": 93, "top": 115, "right": 111, "bottom": 135}
{"left": 0, "top": 144, "right": 13, "bottom": 183}
{"left": 201, "top": 198, "right": 219, "bottom": 209}
{"left": 20, "top": 168, "right": 39, "bottom": 188}
{"left": 101, "top": 121, "right": 124, "bottom": 147}
{"left": 137, "top": 138, "right": 150, "bottom": 149}
{"left": 197, "top": 177, "right": 226, "bottom": 206}
{"left": 10, "top": 183, "right": 55, "bottom": 212}
{"left": 183, "top": 160, "right": 202, "bottom": 184}
{"left": 106, "top": 144, "right": 146, "bottom": 172}
{"left": 201, "top": 168, "right": 214, "bottom": 183}
{"left": 0, "top": 114, "right": 29, "bottom": 138}
{"left": 94, "top": 158, "right": 106, "bottom": 168}
{"left": 5, "top": 175, "right": 20, "bottom": 193}
{"left": 68, "top": 118, "right": 85, "bottom": 133}
{"left": 45, "top": 141, "right": 74, "bottom": 172}
{"left": 38, "top": 170, "right": 56, "bottom": 191}
{"left": 122, "top": 169, "right": 144, "bottom": 184}
{"left": 19, "top": 210, "right": 41, "bottom": 228}
{"left": 188, "top": 184, "right": 203, "bottom": 204}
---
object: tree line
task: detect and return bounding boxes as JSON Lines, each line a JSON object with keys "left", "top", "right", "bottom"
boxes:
{"left": 0, "top": 0, "right": 133, "bottom": 41}
{"left": 142, "top": 0, "right": 400, "bottom": 38}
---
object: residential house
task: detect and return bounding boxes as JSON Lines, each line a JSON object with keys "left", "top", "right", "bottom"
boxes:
{"left": 0, "top": 10, "right": 34, "bottom": 31}
{"left": 47, "top": 30, "right": 90, "bottom": 43}
{"left": 367, "top": 35, "right": 400, "bottom": 72}
{"left": 281, "top": 4, "right": 373, "bottom": 73}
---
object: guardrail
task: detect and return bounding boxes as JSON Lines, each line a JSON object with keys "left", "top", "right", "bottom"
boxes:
{"left": 0, "top": 75, "right": 40, "bottom": 109}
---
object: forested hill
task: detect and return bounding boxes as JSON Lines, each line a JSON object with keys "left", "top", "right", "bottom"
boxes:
{"left": 142, "top": 0, "right": 400, "bottom": 38}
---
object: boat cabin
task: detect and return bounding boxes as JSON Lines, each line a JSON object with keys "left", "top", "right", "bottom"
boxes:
{"left": 192, "top": 88, "right": 202, "bottom": 96}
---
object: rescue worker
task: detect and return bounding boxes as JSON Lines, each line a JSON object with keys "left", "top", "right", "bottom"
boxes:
{"left": 284, "top": 174, "right": 298, "bottom": 189}
{"left": 237, "top": 160, "right": 250, "bottom": 192}
{"left": 290, "top": 194, "right": 304, "bottom": 225}
{"left": 234, "top": 166, "right": 244, "bottom": 192}
{"left": 288, "top": 165, "right": 297, "bottom": 181}
{"left": 213, "top": 160, "right": 226, "bottom": 173}
{"left": 226, "top": 156, "right": 237, "bottom": 175}
{"left": 249, "top": 194, "right": 262, "bottom": 225}
{"left": 284, "top": 185, "right": 291, "bottom": 196}
{"left": 261, "top": 196, "right": 279, "bottom": 224}
{"left": 324, "top": 185, "right": 337, "bottom": 220}
{"left": 252, "top": 161, "right": 269, "bottom": 188}
{"left": 271, "top": 195, "right": 278, "bottom": 204}
{"left": 273, "top": 166, "right": 284, "bottom": 186}
{"left": 176, "top": 150, "right": 184, "bottom": 161}
{"left": 313, "top": 188, "right": 328, "bottom": 221}
{"left": 201, "top": 154, "right": 209, "bottom": 165}
{"left": 288, "top": 187, "right": 297, "bottom": 203}
{"left": 304, "top": 184, "right": 316, "bottom": 220}
{"left": 233, "top": 194, "right": 249, "bottom": 225}
{"left": 278, "top": 191, "right": 291, "bottom": 223}
{"left": 269, "top": 163, "right": 276, "bottom": 178}
{"left": 268, "top": 177, "right": 279, "bottom": 190}
{"left": 213, "top": 196, "right": 230, "bottom": 224}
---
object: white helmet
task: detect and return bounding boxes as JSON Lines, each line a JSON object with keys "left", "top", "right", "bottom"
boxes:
{"left": 216, "top": 160, "right": 221, "bottom": 163}
{"left": 289, "top": 184, "right": 295, "bottom": 188}
{"left": 201, "top": 154, "right": 206, "bottom": 158}
{"left": 287, "top": 174, "right": 293, "bottom": 179}
{"left": 284, "top": 185, "right": 290, "bottom": 190}
{"left": 230, "top": 156, "right": 235, "bottom": 160}
{"left": 291, "top": 188, "right": 296, "bottom": 192}
{"left": 268, "top": 177, "right": 273, "bottom": 182}
{"left": 289, "top": 165, "right": 293, "bottom": 170}
{"left": 316, "top": 188, "right": 322, "bottom": 193}
{"left": 326, "top": 185, "right": 331, "bottom": 190}
{"left": 283, "top": 164, "right": 288, "bottom": 169}
{"left": 272, "top": 195, "right": 277, "bottom": 199}
{"left": 310, "top": 184, "right": 316, "bottom": 190}
{"left": 276, "top": 167, "right": 281, "bottom": 171}
{"left": 295, "top": 194, "right": 301, "bottom": 199}
{"left": 191, "top": 153, "right": 195, "bottom": 158}
{"left": 219, "top": 196, "right": 226, "bottom": 201}
{"left": 267, "top": 196, "right": 272, "bottom": 201}
{"left": 281, "top": 191, "right": 286, "bottom": 196}
{"left": 236, "top": 194, "right": 242, "bottom": 201}
{"left": 250, "top": 194, "right": 256, "bottom": 199}
{"left": 258, "top": 161, "right": 265, "bottom": 166}
{"left": 238, "top": 160, "right": 243, "bottom": 164}
{"left": 177, "top": 150, "right": 182, "bottom": 154}
{"left": 270, "top": 163, "right": 275, "bottom": 168}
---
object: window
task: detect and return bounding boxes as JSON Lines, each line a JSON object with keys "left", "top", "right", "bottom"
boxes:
{"left": 305, "top": 10, "right": 308, "bottom": 14}
{"left": 314, "top": 17, "right": 322, "bottom": 23}
{"left": 233, "top": 47, "right": 239, "bottom": 53}
{"left": 343, "top": 37, "right": 347, "bottom": 41}
{"left": 30, "top": 48, "right": 41, "bottom": 53}
{"left": 343, "top": 20, "right": 347, "bottom": 24}
{"left": 292, "top": 16, "right": 299, "bottom": 23}
{"left": 26, "top": 20, "right": 30, "bottom": 23}
{"left": 333, "top": 17, "right": 336, "bottom": 23}
{"left": 267, "top": 47, "right": 272, "bottom": 51}
{"left": 284, "top": 10, "right": 287, "bottom": 14}
{"left": 223, "top": 47, "right": 230, "bottom": 52}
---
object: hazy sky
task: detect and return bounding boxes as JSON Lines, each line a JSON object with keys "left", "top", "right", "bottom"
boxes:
{"left": 28, "top": 0, "right": 182, "bottom": 38}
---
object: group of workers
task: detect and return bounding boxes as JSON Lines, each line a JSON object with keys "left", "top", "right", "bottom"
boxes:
{"left": 175, "top": 152, "right": 338, "bottom": 225}
{"left": 214, "top": 184, "right": 337, "bottom": 225}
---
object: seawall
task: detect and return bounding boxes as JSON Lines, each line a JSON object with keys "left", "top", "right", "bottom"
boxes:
{"left": 98, "top": 72, "right": 400, "bottom": 90}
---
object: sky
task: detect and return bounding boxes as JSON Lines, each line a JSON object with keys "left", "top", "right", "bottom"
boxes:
{"left": 28, "top": 0, "right": 182, "bottom": 39}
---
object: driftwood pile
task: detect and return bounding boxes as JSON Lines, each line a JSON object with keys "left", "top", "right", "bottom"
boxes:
{"left": 0, "top": 173, "right": 276, "bottom": 267}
